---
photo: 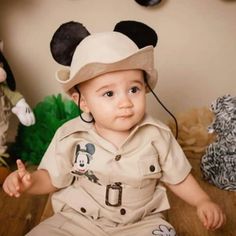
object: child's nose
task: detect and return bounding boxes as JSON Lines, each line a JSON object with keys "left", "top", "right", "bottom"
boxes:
{"left": 118, "top": 94, "right": 133, "bottom": 108}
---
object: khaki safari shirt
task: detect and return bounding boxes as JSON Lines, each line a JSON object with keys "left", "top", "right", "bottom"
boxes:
{"left": 38, "top": 114, "right": 191, "bottom": 225}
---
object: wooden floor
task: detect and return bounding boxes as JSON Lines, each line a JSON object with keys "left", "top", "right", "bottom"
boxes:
{"left": 0, "top": 156, "right": 235, "bottom": 236}
{"left": 167, "top": 157, "right": 236, "bottom": 236}
{"left": 0, "top": 190, "right": 48, "bottom": 236}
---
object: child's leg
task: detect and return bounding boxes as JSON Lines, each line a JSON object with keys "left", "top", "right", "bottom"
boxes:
{"left": 26, "top": 211, "right": 109, "bottom": 236}
{"left": 111, "top": 213, "right": 177, "bottom": 236}
{"left": 25, "top": 213, "right": 72, "bottom": 236}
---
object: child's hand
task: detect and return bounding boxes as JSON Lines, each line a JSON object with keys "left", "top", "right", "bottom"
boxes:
{"left": 3, "top": 159, "right": 32, "bottom": 197}
{"left": 197, "top": 199, "right": 226, "bottom": 231}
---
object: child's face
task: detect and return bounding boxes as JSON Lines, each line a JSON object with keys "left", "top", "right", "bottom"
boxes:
{"left": 72, "top": 69, "right": 146, "bottom": 132}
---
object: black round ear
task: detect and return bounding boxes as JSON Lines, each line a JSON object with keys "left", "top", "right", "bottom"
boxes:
{"left": 114, "top": 20, "right": 158, "bottom": 49}
{"left": 50, "top": 21, "right": 90, "bottom": 66}
{"left": 0, "top": 51, "right": 16, "bottom": 91}
{"left": 85, "top": 143, "right": 95, "bottom": 156}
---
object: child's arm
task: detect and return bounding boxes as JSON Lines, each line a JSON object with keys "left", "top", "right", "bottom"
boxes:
{"left": 3, "top": 159, "right": 58, "bottom": 197}
{"left": 166, "top": 173, "right": 226, "bottom": 231}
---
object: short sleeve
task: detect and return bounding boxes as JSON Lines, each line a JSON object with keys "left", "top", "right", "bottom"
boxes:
{"left": 153, "top": 130, "right": 192, "bottom": 184}
{"left": 38, "top": 128, "right": 74, "bottom": 188}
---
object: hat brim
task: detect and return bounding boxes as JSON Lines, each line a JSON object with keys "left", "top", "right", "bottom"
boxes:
{"left": 56, "top": 46, "right": 157, "bottom": 93}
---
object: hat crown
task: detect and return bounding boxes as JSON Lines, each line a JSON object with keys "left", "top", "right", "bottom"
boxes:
{"left": 70, "top": 32, "right": 139, "bottom": 79}
{"left": 52, "top": 21, "right": 158, "bottom": 92}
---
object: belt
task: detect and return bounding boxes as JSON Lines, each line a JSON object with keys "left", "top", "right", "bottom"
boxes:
{"left": 78, "top": 178, "right": 157, "bottom": 207}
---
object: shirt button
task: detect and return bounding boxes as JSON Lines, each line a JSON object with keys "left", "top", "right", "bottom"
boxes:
{"left": 120, "top": 208, "right": 126, "bottom": 215}
{"left": 151, "top": 208, "right": 157, "bottom": 213}
{"left": 115, "top": 155, "right": 121, "bottom": 161}
{"left": 149, "top": 165, "right": 156, "bottom": 172}
{"left": 80, "top": 207, "right": 86, "bottom": 213}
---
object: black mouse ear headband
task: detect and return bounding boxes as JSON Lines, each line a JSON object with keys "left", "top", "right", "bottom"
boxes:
{"left": 50, "top": 21, "right": 90, "bottom": 66}
{"left": 50, "top": 20, "right": 158, "bottom": 67}
{"left": 114, "top": 21, "right": 158, "bottom": 49}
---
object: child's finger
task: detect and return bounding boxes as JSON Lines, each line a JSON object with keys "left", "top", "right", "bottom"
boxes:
{"left": 212, "top": 210, "right": 226, "bottom": 230}
{"left": 222, "top": 213, "right": 226, "bottom": 227}
{"left": 16, "top": 159, "right": 27, "bottom": 178}
{"left": 198, "top": 210, "right": 209, "bottom": 229}
{"left": 2, "top": 180, "right": 13, "bottom": 196}
{"left": 4, "top": 177, "right": 19, "bottom": 197}
{"left": 11, "top": 174, "right": 21, "bottom": 191}
{"left": 22, "top": 173, "right": 32, "bottom": 187}
{"left": 212, "top": 211, "right": 221, "bottom": 230}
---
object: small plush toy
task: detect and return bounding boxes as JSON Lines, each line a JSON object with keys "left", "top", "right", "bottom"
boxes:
{"left": 0, "top": 40, "right": 35, "bottom": 184}
{"left": 201, "top": 94, "right": 236, "bottom": 191}
{"left": 168, "top": 107, "right": 215, "bottom": 159}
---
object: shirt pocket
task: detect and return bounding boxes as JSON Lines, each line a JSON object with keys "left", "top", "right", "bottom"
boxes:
{"left": 138, "top": 156, "right": 162, "bottom": 187}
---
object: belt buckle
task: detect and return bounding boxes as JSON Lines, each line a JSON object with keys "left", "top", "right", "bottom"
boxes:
{"left": 105, "top": 183, "right": 122, "bottom": 207}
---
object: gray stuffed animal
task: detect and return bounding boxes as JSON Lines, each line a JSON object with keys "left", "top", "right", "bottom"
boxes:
{"left": 201, "top": 94, "right": 236, "bottom": 191}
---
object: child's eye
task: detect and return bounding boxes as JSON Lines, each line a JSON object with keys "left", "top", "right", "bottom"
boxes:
{"left": 129, "top": 86, "right": 140, "bottom": 94}
{"left": 103, "top": 91, "right": 114, "bottom": 97}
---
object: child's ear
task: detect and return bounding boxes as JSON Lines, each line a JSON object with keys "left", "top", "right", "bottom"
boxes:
{"left": 71, "top": 90, "right": 79, "bottom": 104}
{"left": 71, "top": 92, "right": 90, "bottom": 113}
{"left": 80, "top": 96, "right": 90, "bottom": 113}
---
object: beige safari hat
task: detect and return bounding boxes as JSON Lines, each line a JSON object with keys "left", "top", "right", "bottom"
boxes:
{"left": 50, "top": 21, "right": 158, "bottom": 93}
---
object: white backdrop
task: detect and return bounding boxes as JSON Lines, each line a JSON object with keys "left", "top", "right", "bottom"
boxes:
{"left": 0, "top": 0, "right": 236, "bottom": 124}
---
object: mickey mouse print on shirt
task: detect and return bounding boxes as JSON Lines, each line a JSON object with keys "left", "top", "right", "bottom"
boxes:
{"left": 71, "top": 143, "right": 101, "bottom": 185}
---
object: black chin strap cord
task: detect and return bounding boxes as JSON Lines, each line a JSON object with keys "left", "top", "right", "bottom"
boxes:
{"left": 145, "top": 80, "right": 179, "bottom": 139}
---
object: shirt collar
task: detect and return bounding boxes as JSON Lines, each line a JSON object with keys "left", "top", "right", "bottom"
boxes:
{"left": 135, "top": 114, "right": 170, "bottom": 131}
{"left": 58, "top": 113, "right": 170, "bottom": 141}
{"left": 58, "top": 116, "right": 92, "bottom": 141}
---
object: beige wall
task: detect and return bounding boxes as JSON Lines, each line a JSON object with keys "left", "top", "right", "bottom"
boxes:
{"left": 1, "top": 0, "right": 236, "bottom": 123}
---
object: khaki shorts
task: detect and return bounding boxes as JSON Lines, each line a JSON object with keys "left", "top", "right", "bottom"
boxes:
{"left": 26, "top": 206, "right": 177, "bottom": 236}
